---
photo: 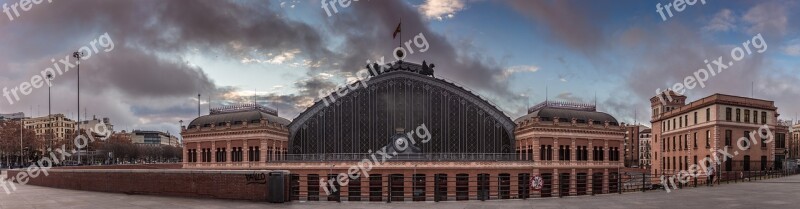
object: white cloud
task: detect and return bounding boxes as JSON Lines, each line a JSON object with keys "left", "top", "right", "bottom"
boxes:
{"left": 498, "top": 65, "right": 539, "bottom": 80}
{"left": 783, "top": 39, "right": 800, "bottom": 56}
{"left": 240, "top": 49, "right": 301, "bottom": 64}
{"left": 743, "top": 3, "right": 787, "bottom": 35}
{"left": 267, "top": 49, "right": 301, "bottom": 64}
{"left": 703, "top": 9, "right": 736, "bottom": 32}
{"left": 419, "top": 0, "right": 465, "bottom": 20}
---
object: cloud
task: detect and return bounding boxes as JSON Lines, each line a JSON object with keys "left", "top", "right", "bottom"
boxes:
{"left": 0, "top": 0, "right": 336, "bottom": 132}
{"left": 506, "top": 0, "right": 605, "bottom": 53}
{"left": 497, "top": 65, "right": 539, "bottom": 80}
{"left": 783, "top": 39, "right": 800, "bottom": 56}
{"left": 419, "top": 0, "right": 466, "bottom": 20}
{"left": 555, "top": 92, "right": 585, "bottom": 103}
{"left": 703, "top": 9, "right": 737, "bottom": 32}
{"left": 323, "top": 0, "right": 525, "bottom": 116}
{"left": 743, "top": 2, "right": 788, "bottom": 36}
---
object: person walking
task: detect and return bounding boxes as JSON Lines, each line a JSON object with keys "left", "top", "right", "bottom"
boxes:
{"left": 707, "top": 165, "right": 716, "bottom": 187}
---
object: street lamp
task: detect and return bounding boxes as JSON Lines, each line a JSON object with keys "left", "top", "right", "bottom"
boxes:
{"left": 46, "top": 72, "right": 53, "bottom": 151}
{"left": 73, "top": 51, "right": 83, "bottom": 165}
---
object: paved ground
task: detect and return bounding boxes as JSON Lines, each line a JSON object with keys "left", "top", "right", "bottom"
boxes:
{"left": 2, "top": 170, "right": 800, "bottom": 209}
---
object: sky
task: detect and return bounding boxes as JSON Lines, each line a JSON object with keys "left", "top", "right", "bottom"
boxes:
{"left": 0, "top": 0, "right": 799, "bottom": 136}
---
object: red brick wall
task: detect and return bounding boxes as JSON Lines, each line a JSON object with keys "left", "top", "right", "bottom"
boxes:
{"left": 6, "top": 169, "right": 280, "bottom": 201}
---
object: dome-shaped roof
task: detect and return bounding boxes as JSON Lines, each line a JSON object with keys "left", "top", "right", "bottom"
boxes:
{"left": 188, "top": 104, "right": 290, "bottom": 128}
{"left": 515, "top": 101, "right": 618, "bottom": 125}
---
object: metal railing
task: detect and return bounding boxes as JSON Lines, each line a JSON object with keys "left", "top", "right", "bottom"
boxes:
{"left": 277, "top": 153, "right": 525, "bottom": 162}
{"left": 285, "top": 169, "right": 800, "bottom": 202}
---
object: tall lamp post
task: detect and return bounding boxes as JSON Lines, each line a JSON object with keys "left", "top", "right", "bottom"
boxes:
{"left": 73, "top": 51, "right": 83, "bottom": 165}
{"left": 19, "top": 120, "right": 23, "bottom": 167}
{"left": 46, "top": 72, "right": 53, "bottom": 152}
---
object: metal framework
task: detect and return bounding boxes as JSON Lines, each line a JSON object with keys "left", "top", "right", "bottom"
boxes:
{"left": 289, "top": 63, "right": 515, "bottom": 160}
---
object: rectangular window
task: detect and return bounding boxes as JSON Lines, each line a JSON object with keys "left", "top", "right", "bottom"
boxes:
{"left": 559, "top": 145, "right": 565, "bottom": 161}
{"left": 678, "top": 135, "right": 682, "bottom": 150}
{"left": 761, "top": 111, "right": 767, "bottom": 124}
{"left": 540, "top": 145, "right": 547, "bottom": 161}
{"left": 599, "top": 147, "right": 604, "bottom": 161}
{"left": 726, "top": 107, "right": 732, "bottom": 121}
{"left": 706, "top": 108, "right": 711, "bottom": 122}
{"left": 736, "top": 108, "right": 741, "bottom": 122}
{"left": 684, "top": 134, "right": 688, "bottom": 150}
{"left": 744, "top": 110, "right": 750, "bottom": 123}
{"left": 725, "top": 130, "right": 732, "bottom": 147}
{"left": 694, "top": 112, "right": 698, "bottom": 124}
{"left": 706, "top": 130, "right": 711, "bottom": 148}
{"left": 754, "top": 111, "right": 759, "bottom": 124}
{"left": 744, "top": 131, "right": 751, "bottom": 150}
{"left": 672, "top": 136, "right": 676, "bottom": 151}
{"left": 684, "top": 115, "right": 688, "bottom": 127}
{"left": 679, "top": 117, "right": 683, "bottom": 128}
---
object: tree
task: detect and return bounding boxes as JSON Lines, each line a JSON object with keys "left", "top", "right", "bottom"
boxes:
{"left": 0, "top": 121, "right": 41, "bottom": 166}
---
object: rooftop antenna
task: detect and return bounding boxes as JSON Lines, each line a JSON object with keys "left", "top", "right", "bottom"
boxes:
{"left": 545, "top": 85, "right": 549, "bottom": 103}
{"left": 197, "top": 93, "right": 201, "bottom": 117}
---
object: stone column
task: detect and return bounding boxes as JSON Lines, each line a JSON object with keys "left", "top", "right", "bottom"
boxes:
{"left": 211, "top": 142, "right": 217, "bottom": 163}
{"left": 587, "top": 168, "right": 593, "bottom": 194}
{"left": 182, "top": 144, "right": 189, "bottom": 166}
{"left": 226, "top": 140, "right": 232, "bottom": 165}
{"left": 603, "top": 168, "right": 609, "bottom": 194}
{"left": 571, "top": 168, "right": 576, "bottom": 195}
{"left": 571, "top": 138, "right": 576, "bottom": 162}
{"left": 261, "top": 139, "right": 268, "bottom": 163}
{"left": 196, "top": 143, "right": 201, "bottom": 165}
{"left": 553, "top": 138, "right": 559, "bottom": 161}
{"left": 244, "top": 140, "right": 249, "bottom": 163}
{"left": 589, "top": 140, "right": 594, "bottom": 162}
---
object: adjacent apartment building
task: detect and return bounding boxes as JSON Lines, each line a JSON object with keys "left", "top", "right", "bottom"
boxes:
{"left": 22, "top": 114, "right": 76, "bottom": 150}
{"left": 639, "top": 128, "right": 652, "bottom": 169}
{"left": 650, "top": 91, "right": 788, "bottom": 176}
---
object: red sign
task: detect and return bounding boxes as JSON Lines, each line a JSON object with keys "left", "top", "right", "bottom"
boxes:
{"left": 530, "top": 175, "right": 543, "bottom": 191}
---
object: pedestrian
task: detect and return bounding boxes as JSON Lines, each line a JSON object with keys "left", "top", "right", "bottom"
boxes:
{"left": 707, "top": 165, "right": 715, "bottom": 187}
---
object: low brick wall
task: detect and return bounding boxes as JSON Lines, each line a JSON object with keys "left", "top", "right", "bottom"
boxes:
{"left": 6, "top": 169, "right": 284, "bottom": 201}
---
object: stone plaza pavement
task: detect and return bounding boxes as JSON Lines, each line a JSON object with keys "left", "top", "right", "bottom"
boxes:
{"left": 2, "top": 170, "right": 800, "bottom": 209}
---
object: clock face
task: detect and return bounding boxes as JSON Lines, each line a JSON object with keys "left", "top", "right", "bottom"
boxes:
{"left": 394, "top": 137, "right": 407, "bottom": 151}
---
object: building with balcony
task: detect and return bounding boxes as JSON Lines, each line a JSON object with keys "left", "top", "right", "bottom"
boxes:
{"left": 639, "top": 128, "right": 652, "bottom": 169}
{"left": 22, "top": 114, "right": 75, "bottom": 150}
{"left": 181, "top": 61, "right": 627, "bottom": 201}
{"left": 650, "top": 91, "right": 789, "bottom": 177}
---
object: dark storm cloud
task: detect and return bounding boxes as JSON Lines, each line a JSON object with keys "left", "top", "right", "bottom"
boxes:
{"left": 505, "top": 0, "right": 799, "bottom": 124}
{"left": 318, "top": 0, "right": 525, "bottom": 116}
{"left": 0, "top": 0, "right": 337, "bottom": 130}
{"left": 506, "top": 0, "right": 607, "bottom": 54}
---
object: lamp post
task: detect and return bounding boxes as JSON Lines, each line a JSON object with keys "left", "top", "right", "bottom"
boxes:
{"left": 73, "top": 51, "right": 83, "bottom": 165}
{"left": 19, "top": 120, "right": 23, "bottom": 167}
{"left": 46, "top": 72, "right": 53, "bottom": 152}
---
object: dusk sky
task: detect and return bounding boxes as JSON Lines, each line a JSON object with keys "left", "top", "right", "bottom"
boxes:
{"left": 1, "top": 0, "right": 799, "bottom": 136}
